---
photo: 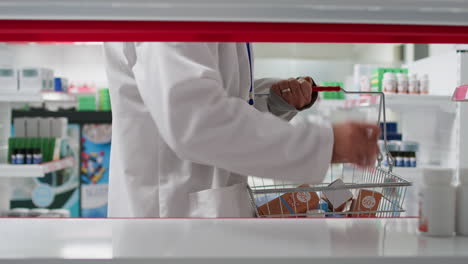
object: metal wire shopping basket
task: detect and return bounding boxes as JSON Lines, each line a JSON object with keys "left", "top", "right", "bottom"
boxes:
{"left": 248, "top": 87, "right": 412, "bottom": 218}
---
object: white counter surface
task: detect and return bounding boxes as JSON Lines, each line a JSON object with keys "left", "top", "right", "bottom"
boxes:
{"left": 0, "top": 218, "right": 467, "bottom": 264}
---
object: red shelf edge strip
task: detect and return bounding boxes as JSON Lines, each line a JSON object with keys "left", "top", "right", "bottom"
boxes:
{"left": 1, "top": 20, "right": 468, "bottom": 43}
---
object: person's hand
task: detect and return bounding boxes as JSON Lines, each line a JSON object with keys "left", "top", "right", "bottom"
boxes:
{"left": 271, "top": 77, "right": 317, "bottom": 109}
{"left": 332, "top": 122, "right": 380, "bottom": 168}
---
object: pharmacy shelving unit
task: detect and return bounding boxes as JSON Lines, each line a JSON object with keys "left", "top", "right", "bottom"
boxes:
{"left": 0, "top": 92, "right": 76, "bottom": 164}
{"left": 0, "top": 93, "right": 75, "bottom": 211}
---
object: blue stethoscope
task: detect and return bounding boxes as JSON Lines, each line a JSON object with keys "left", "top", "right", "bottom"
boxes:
{"left": 246, "top": 43, "right": 254, "bottom": 105}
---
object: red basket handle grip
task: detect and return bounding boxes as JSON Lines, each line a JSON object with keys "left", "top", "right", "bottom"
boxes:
{"left": 312, "top": 86, "right": 341, "bottom": 92}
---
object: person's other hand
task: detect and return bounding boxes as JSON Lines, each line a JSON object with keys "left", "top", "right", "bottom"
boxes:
{"left": 271, "top": 77, "right": 317, "bottom": 109}
{"left": 332, "top": 122, "right": 380, "bottom": 168}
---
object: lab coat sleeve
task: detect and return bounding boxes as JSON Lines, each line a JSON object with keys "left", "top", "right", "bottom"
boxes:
{"left": 254, "top": 78, "right": 297, "bottom": 121}
{"left": 254, "top": 78, "right": 313, "bottom": 121}
{"left": 133, "top": 43, "right": 333, "bottom": 184}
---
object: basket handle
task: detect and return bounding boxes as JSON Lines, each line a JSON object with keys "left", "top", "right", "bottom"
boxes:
{"left": 312, "top": 86, "right": 341, "bottom": 92}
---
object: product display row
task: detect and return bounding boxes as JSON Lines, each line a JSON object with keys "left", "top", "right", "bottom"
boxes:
{"left": 0, "top": 67, "right": 69, "bottom": 93}
{"left": 357, "top": 66, "right": 429, "bottom": 95}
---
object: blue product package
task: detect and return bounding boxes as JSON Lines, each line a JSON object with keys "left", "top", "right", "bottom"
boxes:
{"left": 81, "top": 124, "right": 111, "bottom": 217}
{"left": 54, "top": 78, "right": 62, "bottom": 92}
{"left": 382, "top": 133, "right": 402, "bottom": 141}
{"left": 319, "top": 199, "right": 330, "bottom": 212}
{"left": 380, "top": 122, "right": 398, "bottom": 135}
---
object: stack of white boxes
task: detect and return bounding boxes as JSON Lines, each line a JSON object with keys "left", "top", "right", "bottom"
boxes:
{"left": 19, "top": 68, "right": 55, "bottom": 93}
{"left": 0, "top": 67, "right": 54, "bottom": 94}
{"left": 14, "top": 117, "right": 68, "bottom": 138}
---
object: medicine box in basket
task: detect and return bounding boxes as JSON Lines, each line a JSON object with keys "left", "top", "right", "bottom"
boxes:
{"left": 258, "top": 184, "right": 319, "bottom": 216}
{"left": 351, "top": 189, "right": 383, "bottom": 217}
{"left": 322, "top": 179, "right": 353, "bottom": 211}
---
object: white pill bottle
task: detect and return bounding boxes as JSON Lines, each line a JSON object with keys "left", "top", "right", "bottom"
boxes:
{"left": 420, "top": 74, "right": 429, "bottom": 94}
{"left": 409, "top": 74, "right": 420, "bottom": 94}
{"left": 419, "top": 168, "right": 455, "bottom": 237}
{"left": 457, "top": 168, "right": 468, "bottom": 236}
{"left": 396, "top": 73, "right": 409, "bottom": 94}
{"left": 382, "top": 72, "right": 397, "bottom": 93}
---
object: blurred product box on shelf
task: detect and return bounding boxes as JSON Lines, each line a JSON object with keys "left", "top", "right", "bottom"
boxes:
{"left": 54, "top": 77, "right": 69, "bottom": 92}
{"left": 321, "top": 179, "right": 353, "bottom": 212}
{"left": 321, "top": 82, "right": 345, "bottom": 100}
{"left": 39, "top": 118, "right": 52, "bottom": 138}
{"left": 52, "top": 118, "right": 68, "bottom": 138}
{"left": 19, "top": 68, "right": 54, "bottom": 93}
{"left": 380, "top": 122, "right": 398, "bottom": 137}
{"left": 0, "top": 67, "right": 18, "bottom": 93}
{"left": 13, "top": 118, "right": 26, "bottom": 137}
{"left": 15, "top": 117, "right": 68, "bottom": 139}
{"left": 257, "top": 184, "right": 320, "bottom": 216}
{"left": 80, "top": 124, "right": 111, "bottom": 217}
{"left": 77, "top": 95, "right": 97, "bottom": 111}
{"left": 350, "top": 189, "right": 383, "bottom": 217}
{"left": 25, "top": 117, "right": 39, "bottom": 138}
{"left": 98, "top": 88, "right": 111, "bottom": 111}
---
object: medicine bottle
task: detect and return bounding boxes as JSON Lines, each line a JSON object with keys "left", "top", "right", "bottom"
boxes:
{"left": 400, "top": 141, "right": 419, "bottom": 168}
{"left": 33, "top": 148, "right": 42, "bottom": 164}
{"left": 420, "top": 74, "right": 429, "bottom": 94}
{"left": 383, "top": 72, "right": 396, "bottom": 93}
{"left": 396, "top": 73, "right": 409, "bottom": 94}
{"left": 409, "top": 74, "right": 420, "bottom": 94}
{"left": 419, "top": 168, "right": 455, "bottom": 237}
{"left": 457, "top": 168, "right": 468, "bottom": 236}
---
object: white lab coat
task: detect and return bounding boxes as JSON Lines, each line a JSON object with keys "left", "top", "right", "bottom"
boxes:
{"left": 104, "top": 42, "right": 333, "bottom": 218}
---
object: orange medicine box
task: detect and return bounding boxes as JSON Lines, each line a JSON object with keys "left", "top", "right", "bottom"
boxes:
{"left": 351, "top": 189, "right": 383, "bottom": 217}
{"left": 257, "top": 184, "right": 320, "bottom": 216}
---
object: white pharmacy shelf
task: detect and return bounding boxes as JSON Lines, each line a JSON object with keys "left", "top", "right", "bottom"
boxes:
{"left": 0, "top": 92, "right": 76, "bottom": 103}
{"left": 0, "top": 156, "right": 74, "bottom": 178}
{"left": 0, "top": 93, "right": 42, "bottom": 103}
{"left": 318, "top": 94, "right": 454, "bottom": 110}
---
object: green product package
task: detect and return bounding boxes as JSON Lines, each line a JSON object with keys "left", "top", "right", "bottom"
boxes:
{"left": 321, "top": 82, "right": 345, "bottom": 100}
{"left": 8, "top": 137, "right": 59, "bottom": 164}
{"left": 78, "top": 95, "right": 97, "bottom": 111}
{"left": 8, "top": 138, "right": 16, "bottom": 163}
